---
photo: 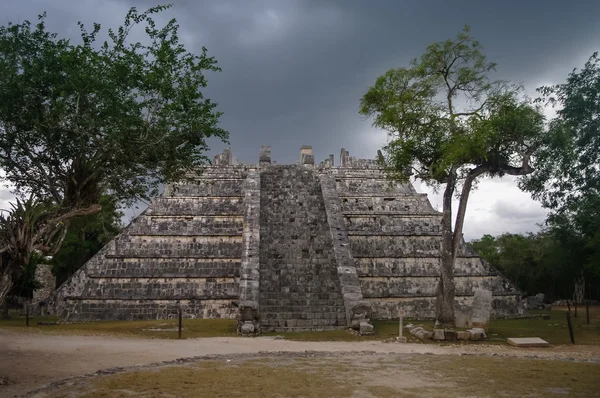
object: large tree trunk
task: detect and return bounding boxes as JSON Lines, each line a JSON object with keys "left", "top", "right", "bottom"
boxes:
{"left": 0, "top": 265, "right": 13, "bottom": 310}
{"left": 436, "top": 175, "right": 456, "bottom": 325}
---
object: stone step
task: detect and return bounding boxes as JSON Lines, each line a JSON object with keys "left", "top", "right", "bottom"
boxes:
{"left": 148, "top": 197, "right": 244, "bottom": 216}
{"left": 129, "top": 215, "right": 243, "bottom": 236}
{"left": 349, "top": 235, "right": 479, "bottom": 258}
{"left": 75, "top": 277, "right": 238, "bottom": 300}
{"left": 86, "top": 258, "right": 240, "bottom": 278}
{"left": 61, "top": 298, "right": 236, "bottom": 321}
{"left": 167, "top": 179, "right": 245, "bottom": 197}
{"left": 113, "top": 235, "right": 242, "bottom": 258}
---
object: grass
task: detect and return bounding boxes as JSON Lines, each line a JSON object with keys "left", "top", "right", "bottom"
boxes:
{"left": 0, "top": 310, "right": 237, "bottom": 339}
{"left": 1, "top": 306, "right": 598, "bottom": 345}
{"left": 44, "top": 354, "right": 600, "bottom": 398}
{"left": 486, "top": 306, "right": 600, "bottom": 345}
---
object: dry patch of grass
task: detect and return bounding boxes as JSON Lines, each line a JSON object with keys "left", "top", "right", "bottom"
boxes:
{"left": 45, "top": 354, "right": 600, "bottom": 398}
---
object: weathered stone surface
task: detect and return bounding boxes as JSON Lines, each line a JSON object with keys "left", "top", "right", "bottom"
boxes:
{"left": 471, "top": 289, "right": 493, "bottom": 331}
{"left": 359, "top": 321, "right": 374, "bottom": 335}
{"left": 454, "top": 306, "right": 472, "bottom": 328}
{"left": 258, "top": 166, "right": 346, "bottom": 332}
{"left": 444, "top": 330, "right": 457, "bottom": 341}
{"left": 51, "top": 146, "right": 523, "bottom": 325}
{"left": 32, "top": 264, "right": 55, "bottom": 315}
{"left": 433, "top": 329, "right": 445, "bottom": 340}
{"left": 507, "top": 337, "right": 550, "bottom": 347}
{"left": 409, "top": 326, "right": 424, "bottom": 336}
{"left": 468, "top": 328, "right": 486, "bottom": 341}
{"left": 240, "top": 322, "right": 255, "bottom": 335}
{"left": 457, "top": 331, "right": 470, "bottom": 340}
{"left": 525, "top": 293, "right": 546, "bottom": 310}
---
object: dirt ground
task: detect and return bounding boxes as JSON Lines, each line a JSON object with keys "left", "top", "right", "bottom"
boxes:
{"left": 1, "top": 329, "right": 599, "bottom": 397}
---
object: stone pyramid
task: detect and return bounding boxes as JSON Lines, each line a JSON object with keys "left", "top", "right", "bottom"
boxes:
{"left": 51, "top": 146, "right": 522, "bottom": 332}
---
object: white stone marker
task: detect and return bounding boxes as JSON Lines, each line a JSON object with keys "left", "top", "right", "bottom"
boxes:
{"left": 507, "top": 337, "right": 550, "bottom": 347}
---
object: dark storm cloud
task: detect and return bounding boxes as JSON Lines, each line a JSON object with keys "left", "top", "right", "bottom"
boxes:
{"left": 3, "top": 0, "right": 599, "bottom": 164}
{"left": 2, "top": 0, "right": 597, "bottom": 235}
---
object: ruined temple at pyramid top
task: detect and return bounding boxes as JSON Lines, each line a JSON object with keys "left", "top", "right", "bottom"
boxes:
{"left": 51, "top": 145, "right": 522, "bottom": 333}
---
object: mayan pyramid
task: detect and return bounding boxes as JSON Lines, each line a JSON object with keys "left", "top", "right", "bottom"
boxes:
{"left": 51, "top": 146, "right": 521, "bottom": 332}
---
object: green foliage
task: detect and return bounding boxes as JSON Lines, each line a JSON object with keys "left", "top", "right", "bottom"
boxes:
{"left": 0, "top": 4, "right": 228, "bottom": 209}
{"left": 521, "top": 52, "right": 600, "bottom": 280}
{"left": 51, "top": 195, "right": 122, "bottom": 286}
{"left": 523, "top": 52, "right": 600, "bottom": 212}
{"left": 470, "top": 231, "right": 599, "bottom": 301}
{"left": 0, "top": 5, "right": 227, "bottom": 302}
{"left": 360, "top": 26, "right": 546, "bottom": 322}
{"left": 360, "top": 26, "right": 545, "bottom": 186}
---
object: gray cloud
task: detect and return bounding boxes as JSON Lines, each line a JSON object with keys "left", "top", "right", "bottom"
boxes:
{"left": 1, "top": 0, "right": 595, "bottom": 237}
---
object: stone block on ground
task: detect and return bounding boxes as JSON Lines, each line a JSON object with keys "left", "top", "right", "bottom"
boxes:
{"left": 467, "top": 328, "right": 486, "bottom": 341}
{"left": 526, "top": 293, "right": 546, "bottom": 310}
{"left": 507, "top": 337, "right": 550, "bottom": 347}
{"left": 444, "top": 330, "right": 457, "bottom": 341}
{"left": 421, "top": 331, "right": 433, "bottom": 340}
{"left": 457, "top": 331, "right": 470, "bottom": 340}
{"left": 454, "top": 306, "right": 472, "bottom": 328}
{"left": 240, "top": 322, "right": 255, "bottom": 335}
{"left": 433, "top": 329, "right": 445, "bottom": 340}
{"left": 409, "top": 326, "right": 424, "bottom": 336}
{"left": 471, "top": 289, "right": 493, "bottom": 332}
{"left": 359, "top": 321, "right": 374, "bottom": 335}
{"left": 395, "top": 336, "right": 407, "bottom": 343}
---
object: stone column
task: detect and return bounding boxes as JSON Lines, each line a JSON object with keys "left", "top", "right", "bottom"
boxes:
{"left": 238, "top": 169, "right": 261, "bottom": 334}
{"left": 31, "top": 263, "right": 56, "bottom": 315}
{"left": 259, "top": 145, "right": 271, "bottom": 165}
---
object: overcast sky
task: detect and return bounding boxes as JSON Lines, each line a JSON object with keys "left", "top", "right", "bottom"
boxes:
{"left": 2, "top": 0, "right": 599, "bottom": 240}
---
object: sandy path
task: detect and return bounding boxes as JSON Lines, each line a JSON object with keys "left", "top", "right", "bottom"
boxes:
{"left": 1, "top": 329, "right": 598, "bottom": 397}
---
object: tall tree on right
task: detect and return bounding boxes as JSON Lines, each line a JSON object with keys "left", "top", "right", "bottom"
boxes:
{"left": 522, "top": 52, "right": 600, "bottom": 293}
{"left": 360, "top": 27, "right": 546, "bottom": 324}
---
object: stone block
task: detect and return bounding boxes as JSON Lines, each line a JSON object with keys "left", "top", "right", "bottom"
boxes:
{"left": 507, "top": 337, "right": 550, "bottom": 348}
{"left": 454, "top": 306, "right": 472, "bottom": 328}
{"left": 444, "top": 330, "right": 457, "bottom": 341}
{"left": 359, "top": 321, "right": 374, "bottom": 335}
{"left": 457, "top": 331, "right": 470, "bottom": 340}
{"left": 433, "top": 329, "right": 445, "bottom": 340}
{"left": 468, "top": 328, "right": 485, "bottom": 341}
{"left": 471, "top": 289, "right": 493, "bottom": 332}
{"left": 240, "top": 322, "right": 255, "bottom": 335}
{"left": 409, "top": 326, "right": 424, "bottom": 336}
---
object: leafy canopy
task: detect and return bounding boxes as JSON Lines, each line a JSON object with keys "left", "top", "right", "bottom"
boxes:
{"left": 0, "top": 4, "right": 228, "bottom": 211}
{"left": 522, "top": 52, "right": 599, "bottom": 217}
{"left": 521, "top": 53, "right": 600, "bottom": 277}
{"left": 360, "top": 26, "right": 544, "bottom": 186}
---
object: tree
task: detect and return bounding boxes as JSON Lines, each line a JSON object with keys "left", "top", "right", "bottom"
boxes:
{"left": 0, "top": 4, "right": 228, "bottom": 305}
{"left": 0, "top": 198, "right": 64, "bottom": 305}
{"left": 51, "top": 195, "right": 122, "bottom": 286}
{"left": 522, "top": 52, "right": 600, "bottom": 295}
{"left": 360, "top": 27, "right": 546, "bottom": 324}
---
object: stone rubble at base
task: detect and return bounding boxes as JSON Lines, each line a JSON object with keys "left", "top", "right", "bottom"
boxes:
{"left": 47, "top": 146, "right": 523, "bottom": 334}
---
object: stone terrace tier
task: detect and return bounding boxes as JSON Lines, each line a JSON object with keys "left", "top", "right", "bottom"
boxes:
{"left": 52, "top": 166, "right": 250, "bottom": 321}
{"left": 51, "top": 146, "right": 522, "bottom": 326}
{"left": 327, "top": 166, "right": 521, "bottom": 319}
